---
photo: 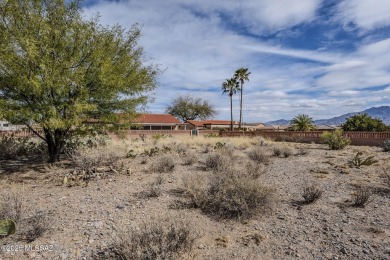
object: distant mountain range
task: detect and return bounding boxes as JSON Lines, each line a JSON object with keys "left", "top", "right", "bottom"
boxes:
{"left": 265, "top": 106, "right": 390, "bottom": 126}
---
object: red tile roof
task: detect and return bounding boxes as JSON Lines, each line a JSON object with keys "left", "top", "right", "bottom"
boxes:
{"left": 134, "top": 114, "right": 180, "bottom": 124}
{"left": 203, "top": 120, "right": 238, "bottom": 125}
{"left": 186, "top": 120, "right": 205, "bottom": 127}
{"left": 186, "top": 120, "right": 238, "bottom": 126}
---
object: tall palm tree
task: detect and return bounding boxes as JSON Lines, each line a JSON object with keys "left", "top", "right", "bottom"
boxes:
{"left": 234, "top": 68, "right": 250, "bottom": 129}
{"left": 289, "top": 114, "right": 316, "bottom": 131}
{"left": 222, "top": 78, "right": 238, "bottom": 131}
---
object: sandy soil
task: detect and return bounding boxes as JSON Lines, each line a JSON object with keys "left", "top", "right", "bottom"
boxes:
{"left": 0, "top": 136, "right": 389, "bottom": 260}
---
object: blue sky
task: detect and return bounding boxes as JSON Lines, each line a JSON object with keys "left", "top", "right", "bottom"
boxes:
{"left": 84, "top": 0, "right": 390, "bottom": 122}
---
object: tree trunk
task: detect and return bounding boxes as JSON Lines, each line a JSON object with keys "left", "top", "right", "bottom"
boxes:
{"left": 230, "top": 94, "right": 233, "bottom": 131}
{"left": 239, "top": 83, "right": 243, "bottom": 129}
{"left": 44, "top": 129, "right": 65, "bottom": 163}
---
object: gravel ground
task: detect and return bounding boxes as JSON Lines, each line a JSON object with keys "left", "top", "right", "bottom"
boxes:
{"left": 0, "top": 137, "right": 389, "bottom": 260}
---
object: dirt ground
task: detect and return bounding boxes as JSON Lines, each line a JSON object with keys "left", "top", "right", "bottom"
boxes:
{"left": 0, "top": 135, "right": 389, "bottom": 260}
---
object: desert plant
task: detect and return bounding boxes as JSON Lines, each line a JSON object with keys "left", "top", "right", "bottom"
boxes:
{"left": 381, "top": 169, "right": 390, "bottom": 188}
{"left": 0, "top": 135, "right": 43, "bottom": 159}
{"left": 71, "top": 146, "right": 123, "bottom": 174}
{"left": 349, "top": 152, "right": 378, "bottom": 168}
{"left": 353, "top": 187, "right": 373, "bottom": 207}
{"left": 0, "top": 191, "right": 23, "bottom": 224}
{"left": 321, "top": 130, "right": 351, "bottom": 150}
{"left": 204, "top": 132, "right": 220, "bottom": 138}
{"left": 151, "top": 133, "right": 166, "bottom": 140}
{"left": 247, "top": 147, "right": 270, "bottom": 164}
{"left": 137, "top": 177, "right": 164, "bottom": 198}
{"left": 203, "top": 153, "right": 231, "bottom": 172}
{"left": 273, "top": 146, "right": 282, "bottom": 157}
{"left": 214, "top": 141, "right": 226, "bottom": 149}
{"left": 126, "top": 149, "right": 137, "bottom": 158}
{"left": 184, "top": 173, "right": 274, "bottom": 221}
{"left": 149, "top": 155, "right": 175, "bottom": 173}
{"left": 20, "top": 212, "right": 49, "bottom": 242}
{"left": 141, "top": 147, "right": 160, "bottom": 157}
{"left": 302, "top": 185, "right": 323, "bottom": 204}
{"left": 281, "top": 146, "right": 293, "bottom": 158}
{"left": 246, "top": 162, "right": 266, "bottom": 179}
{"left": 296, "top": 147, "right": 309, "bottom": 156}
{"left": 182, "top": 153, "right": 196, "bottom": 166}
{"left": 110, "top": 217, "right": 195, "bottom": 260}
{"left": 383, "top": 139, "right": 390, "bottom": 152}
{"left": 0, "top": 219, "right": 16, "bottom": 236}
{"left": 173, "top": 143, "right": 187, "bottom": 155}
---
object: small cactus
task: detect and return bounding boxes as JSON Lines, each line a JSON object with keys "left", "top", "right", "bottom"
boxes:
{"left": 0, "top": 219, "right": 16, "bottom": 236}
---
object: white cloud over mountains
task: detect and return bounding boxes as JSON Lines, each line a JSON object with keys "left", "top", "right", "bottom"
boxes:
{"left": 84, "top": 0, "right": 390, "bottom": 122}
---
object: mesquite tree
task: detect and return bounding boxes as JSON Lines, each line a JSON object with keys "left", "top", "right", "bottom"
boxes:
{"left": 0, "top": 0, "right": 159, "bottom": 162}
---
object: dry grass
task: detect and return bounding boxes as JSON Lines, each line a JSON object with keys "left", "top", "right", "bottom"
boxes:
{"left": 302, "top": 185, "right": 323, "bottom": 204}
{"left": 105, "top": 216, "right": 195, "bottom": 260}
{"left": 137, "top": 176, "right": 164, "bottom": 198}
{"left": 353, "top": 187, "right": 373, "bottom": 207}
{"left": 149, "top": 155, "right": 175, "bottom": 173}
{"left": 181, "top": 152, "right": 197, "bottom": 166}
{"left": 281, "top": 146, "right": 293, "bottom": 158}
{"left": 71, "top": 145, "right": 125, "bottom": 173}
{"left": 247, "top": 147, "right": 270, "bottom": 164}
{"left": 0, "top": 189, "right": 23, "bottom": 224}
{"left": 183, "top": 172, "right": 275, "bottom": 221}
{"left": 19, "top": 211, "right": 50, "bottom": 242}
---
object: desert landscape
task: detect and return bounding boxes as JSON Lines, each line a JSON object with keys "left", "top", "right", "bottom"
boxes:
{"left": 0, "top": 134, "right": 389, "bottom": 260}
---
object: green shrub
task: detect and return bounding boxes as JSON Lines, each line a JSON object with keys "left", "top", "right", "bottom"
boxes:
{"left": 341, "top": 113, "right": 388, "bottom": 132}
{"left": 383, "top": 139, "right": 390, "bottom": 152}
{"left": 151, "top": 133, "right": 166, "bottom": 140}
{"left": 321, "top": 130, "right": 351, "bottom": 150}
{"left": 349, "top": 152, "right": 378, "bottom": 168}
{"left": 214, "top": 141, "right": 226, "bottom": 149}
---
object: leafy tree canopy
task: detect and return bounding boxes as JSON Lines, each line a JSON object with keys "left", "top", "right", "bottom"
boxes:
{"left": 288, "top": 114, "right": 316, "bottom": 131}
{"left": 341, "top": 113, "right": 388, "bottom": 132}
{"left": 0, "top": 0, "right": 160, "bottom": 162}
{"left": 165, "top": 94, "right": 216, "bottom": 122}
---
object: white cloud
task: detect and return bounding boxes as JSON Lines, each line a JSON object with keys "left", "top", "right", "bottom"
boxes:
{"left": 337, "top": 0, "right": 390, "bottom": 30}
{"left": 317, "top": 38, "right": 390, "bottom": 90}
{"left": 83, "top": 1, "right": 390, "bottom": 122}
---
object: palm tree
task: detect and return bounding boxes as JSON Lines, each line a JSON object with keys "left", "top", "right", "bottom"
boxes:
{"left": 289, "top": 114, "right": 316, "bottom": 131}
{"left": 234, "top": 68, "right": 250, "bottom": 129}
{"left": 222, "top": 78, "right": 238, "bottom": 131}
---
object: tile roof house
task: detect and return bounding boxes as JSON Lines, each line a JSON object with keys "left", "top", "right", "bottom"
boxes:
{"left": 132, "top": 114, "right": 180, "bottom": 130}
{"left": 186, "top": 120, "right": 239, "bottom": 130}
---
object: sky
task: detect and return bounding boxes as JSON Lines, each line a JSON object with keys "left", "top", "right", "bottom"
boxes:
{"left": 84, "top": 0, "right": 390, "bottom": 122}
